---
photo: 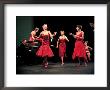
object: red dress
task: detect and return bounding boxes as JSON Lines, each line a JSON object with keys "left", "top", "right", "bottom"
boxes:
{"left": 29, "top": 34, "right": 34, "bottom": 41}
{"left": 36, "top": 34, "right": 54, "bottom": 57}
{"left": 85, "top": 46, "right": 90, "bottom": 53}
{"left": 72, "top": 32, "right": 87, "bottom": 60}
{"left": 59, "top": 38, "right": 66, "bottom": 57}
{"left": 28, "top": 34, "right": 36, "bottom": 46}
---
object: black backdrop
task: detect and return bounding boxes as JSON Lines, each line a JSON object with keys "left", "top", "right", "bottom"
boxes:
{"left": 33, "top": 16, "right": 94, "bottom": 47}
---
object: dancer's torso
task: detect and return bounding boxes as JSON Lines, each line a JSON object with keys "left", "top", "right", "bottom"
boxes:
{"left": 59, "top": 38, "right": 66, "bottom": 45}
{"left": 59, "top": 36, "right": 66, "bottom": 46}
{"left": 85, "top": 46, "right": 89, "bottom": 52}
{"left": 41, "top": 33, "right": 50, "bottom": 45}
{"left": 76, "top": 31, "right": 83, "bottom": 41}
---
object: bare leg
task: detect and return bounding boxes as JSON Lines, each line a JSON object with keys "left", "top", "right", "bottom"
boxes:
{"left": 84, "top": 57, "right": 88, "bottom": 67}
{"left": 84, "top": 62, "right": 87, "bottom": 66}
{"left": 87, "top": 52, "right": 91, "bottom": 61}
{"left": 61, "top": 56, "right": 64, "bottom": 66}
{"left": 43, "top": 56, "right": 48, "bottom": 68}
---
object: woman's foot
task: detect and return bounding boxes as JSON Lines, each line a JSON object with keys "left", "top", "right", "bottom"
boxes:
{"left": 61, "top": 63, "right": 64, "bottom": 66}
{"left": 44, "top": 62, "right": 48, "bottom": 68}
{"left": 44, "top": 65, "right": 48, "bottom": 68}
{"left": 84, "top": 62, "right": 87, "bottom": 67}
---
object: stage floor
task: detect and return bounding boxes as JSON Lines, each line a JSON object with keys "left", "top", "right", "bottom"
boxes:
{"left": 16, "top": 62, "right": 94, "bottom": 74}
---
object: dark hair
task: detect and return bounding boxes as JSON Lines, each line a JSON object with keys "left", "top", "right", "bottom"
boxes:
{"left": 60, "top": 30, "right": 64, "bottom": 34}
{"left": 85, "top": 41, "right": 88, "bottom": 43}
{"left": 76, "top": 25, "right": 82, "bottom": 29}
{"left": 34, "top": 27, "right": 39, "bottom": 30}
{"left": 60, "top": 30, "right": 64, "bottom": 32}
{"left": 22, "top": 39, "right": 27, "bottom": 42}
{"left": 43, "top": 24, "right": 47, "bottom": 26}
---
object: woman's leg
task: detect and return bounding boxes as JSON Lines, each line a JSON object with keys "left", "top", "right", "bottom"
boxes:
{"left": 87, "top": 52, "right": 91, "bottom": 61}
{"left": 61, "top": 56, "right": 64, "bottom": 65}
{"left": 84, "top": 57, "right": 88, "bottom": 66}
{"left": 43, "top": 56, "right": 48, "bottom": 68}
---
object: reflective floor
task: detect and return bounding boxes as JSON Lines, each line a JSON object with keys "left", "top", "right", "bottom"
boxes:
{"left": 16, "top": 62, "right": 94, "bottom": 74}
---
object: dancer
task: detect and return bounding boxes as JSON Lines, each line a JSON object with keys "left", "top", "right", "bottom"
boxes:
{"left": 36, "top": 24, "right": 55, "bottom": 68}
{"left": 29, "top": 27, "right": 39, "bottom": 42}
{"left": 84, "top": 41, "right": 92, "bottom": 61}
{"left": 56, "top": 31, "right": 69, "bottom": 66}
{"left": 70, "top": 25, "right": 87, "bottom": 66}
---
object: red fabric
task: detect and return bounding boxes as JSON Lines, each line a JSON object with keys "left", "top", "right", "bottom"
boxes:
{"left": 29, "top": 35, "right": 34, "bottom": 41}
{"left": 72, "top": 32, "right": 87, "bottom": 60}
{"left": 28, "top": 35, "right": 36, "bottom": 46}
{"left": 36, "top": 34, "right": 54, "bottom": 57}
{"left": 59, "top": 39, "right": 66, "bottom": 57}
{"left": 85, "top": 46, "right": 90, "bottom": 53}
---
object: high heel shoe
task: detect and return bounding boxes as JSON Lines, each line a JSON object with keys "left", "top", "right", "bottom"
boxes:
{"left": 84, "top": 62, "right": 87, "bottom": 67}
{"left": 44, "top": 65, "right": 48, "bottom": 68}
{"left": 44, "top": 62, "right": 48, "bottom": 68}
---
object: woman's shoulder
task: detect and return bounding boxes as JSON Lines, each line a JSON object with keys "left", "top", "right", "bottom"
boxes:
{"left": 48, "top": 31, "right": 51, "bottom": 33}
{"left": 59, "top": 36, "right": 62, "bottom": 39}
{"left": 81, "top": 31, "right": 84, "bottom": 34}
{"left": 64, "top": 35, "right": 67, "bottom": 37}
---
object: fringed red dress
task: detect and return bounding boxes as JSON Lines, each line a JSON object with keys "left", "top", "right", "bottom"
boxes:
{"left": 36, "top": 34, "right": 54, "bottom": 57}
{"left": 59, "top": 38, "right": 66, "bottom": 57}
{"left": 72, "top": 32, "right": 87, "bottom": 60}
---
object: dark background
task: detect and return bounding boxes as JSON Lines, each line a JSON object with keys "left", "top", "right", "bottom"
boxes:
{"left": 16, "top": 16, "right": 94, "bottom": 65}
